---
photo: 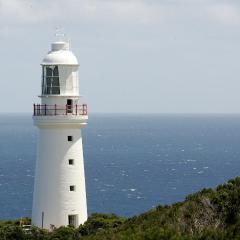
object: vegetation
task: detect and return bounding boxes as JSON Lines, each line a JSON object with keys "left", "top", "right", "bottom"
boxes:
{"left": 2, "top": 177, "right": 240, "bottom": 239}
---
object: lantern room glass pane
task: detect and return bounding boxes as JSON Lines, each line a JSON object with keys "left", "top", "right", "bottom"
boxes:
{"left": 42, "top": 66, "right": 60, "bottom": 95}
{"left": 41, "top": 67, "right": 44, "bottom": 95}
{"left": 53, "top": 66, "right": 59, "bottom": 76}
{"left": 46, "top": 67, "right": 53, "bottom": 76}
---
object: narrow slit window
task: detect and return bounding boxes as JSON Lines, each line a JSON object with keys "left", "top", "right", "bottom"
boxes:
{"left": 70, "top": 185, "right": 76, "bottom": 191}
{"left": 68, "top": 136, "right": 73, "bottom": 142}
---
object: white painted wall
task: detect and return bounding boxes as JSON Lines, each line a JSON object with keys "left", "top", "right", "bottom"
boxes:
{"left": 58, "top": 66, "right": 79, "bottom": 96}
{"left": 32, "top": 124, "right": 88, "bottom": 228}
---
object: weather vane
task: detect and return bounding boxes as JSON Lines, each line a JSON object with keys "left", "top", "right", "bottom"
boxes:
{"left": 55, "top": 27, "right": 66, "bottom": 41}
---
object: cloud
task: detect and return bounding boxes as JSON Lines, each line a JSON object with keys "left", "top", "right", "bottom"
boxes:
{"left": 95, "top": 1, "right": 167, "bottom": 24}
{"left": 0, "top": 0, "right": 240, "bottom": 28}
{"left": 0, "top": 0, "right": 56, "bottom": 24}
{"left": 205, "top": 3, "right": 240, "bottom": 25}
{"left": 0, "top": 0, "right": 173, "bottom": 26}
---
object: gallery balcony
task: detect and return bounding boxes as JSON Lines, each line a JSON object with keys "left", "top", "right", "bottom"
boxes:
{"left": 33, "top": 104, "right": 88, "bottom": 116}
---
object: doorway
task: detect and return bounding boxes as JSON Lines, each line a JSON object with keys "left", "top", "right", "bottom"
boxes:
{"left": 67, "top": 99, "right": 73, "bottom": 113}
{"left": 68, "top": 214, "right": 78, "bottom": 227}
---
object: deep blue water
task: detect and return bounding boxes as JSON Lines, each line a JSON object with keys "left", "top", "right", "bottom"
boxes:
{"left": 0, "top": 113, "right": 240, "bottom": 219}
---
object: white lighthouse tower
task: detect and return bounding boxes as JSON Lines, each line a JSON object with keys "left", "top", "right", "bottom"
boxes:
{"left": 32, "top": 40, "right": 88, "bottom": 229}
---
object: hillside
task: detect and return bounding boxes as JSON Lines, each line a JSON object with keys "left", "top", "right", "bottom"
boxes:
{"left": 2, "top": 177, "right": 240, "bottom": 239}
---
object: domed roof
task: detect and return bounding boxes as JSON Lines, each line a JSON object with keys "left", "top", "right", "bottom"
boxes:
{"left": 42, "top": 41, "right": 79, "bottom": 65}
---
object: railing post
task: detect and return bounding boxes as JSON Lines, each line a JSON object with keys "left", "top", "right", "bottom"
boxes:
{"left": 83, "top": 104, "right": 87, "bottom": 115}
{"left": 44, "top": 104, "right": 47, "bottom": 116}
{"left": 33, "top": 104, "right": 35, "bottom": 116}
{"left": 54, "top": 104, "right": 57, "bottom": 116}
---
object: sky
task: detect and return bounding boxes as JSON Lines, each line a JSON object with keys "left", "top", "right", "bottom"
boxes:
{"left": 0, "top": 0, "right": 240, "bottom": 113}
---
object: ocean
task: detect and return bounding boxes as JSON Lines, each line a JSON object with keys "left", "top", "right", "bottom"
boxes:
{"left": 0, "top": 113, "right": 240, "bottom": 219}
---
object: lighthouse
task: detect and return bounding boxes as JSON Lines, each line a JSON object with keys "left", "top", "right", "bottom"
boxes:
{"left": 32, "top": 40, "right": 88, "bottom": 229}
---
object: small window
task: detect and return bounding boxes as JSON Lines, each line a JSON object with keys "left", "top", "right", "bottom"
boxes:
{"left": 68, "top": 136, "right": 73, "bottom": 141}
{"left": 69, "top": 159, "right": 74, "bottom": 165}
{"left": 70, "top": 185, "right": 76, "bottom": 191}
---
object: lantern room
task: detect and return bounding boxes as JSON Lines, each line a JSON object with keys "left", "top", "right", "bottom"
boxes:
{"left": 41, "top": 41, "right": 80, "bottom": 97}
{"left": 33, "top": 41, "right": 87, "bottom": 117}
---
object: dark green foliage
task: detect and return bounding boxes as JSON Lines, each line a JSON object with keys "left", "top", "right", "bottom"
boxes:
{"left": 0, "top": 225, "right": 25, "bottom": 240}
{"left": 50, "top": 226, "right": 80, "bottom": 240}
{"left": 3, "top": 177, "right": 240, "bottom": 239}
{"left": 78, "top": 213, "right": 125, "bottom": 236}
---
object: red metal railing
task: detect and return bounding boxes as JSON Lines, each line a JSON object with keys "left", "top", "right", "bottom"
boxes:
{"left": 33, "top": 104, "right": 87, "bottom": 116}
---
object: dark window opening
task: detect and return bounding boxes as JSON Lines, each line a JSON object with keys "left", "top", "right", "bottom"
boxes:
{"left": 68, "top": 136, "right": 73, "bottom": 142}
{"left": 70, "top": 185, "right": 76, "bottom": 191}
{"left": 69, "top": 159, "right": 74, "bottom": 165}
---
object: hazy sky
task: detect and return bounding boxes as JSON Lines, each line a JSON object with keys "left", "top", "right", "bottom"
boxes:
{"left": 0, "top": 0, "right": 240, "bottom": 113}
